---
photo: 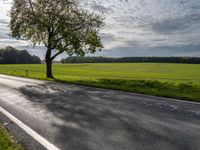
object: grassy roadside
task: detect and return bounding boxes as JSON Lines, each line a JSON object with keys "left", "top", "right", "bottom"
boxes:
{"left": 1, "top": 72, "right": 200, "bottom": 102}
{"left": 0, "top": 125, "right": 23, "bottom": 150}
{"left": 57, "top": 79, "right": 200, "bottom": 102}
{"left": 0, "top": 63, "right": 200, "bottom": 102}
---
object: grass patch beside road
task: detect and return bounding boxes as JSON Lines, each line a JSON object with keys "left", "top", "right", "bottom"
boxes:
{"left": 69, "top": 79, "right": 200, "bottom": 102}
{"left": 0, "top": 125, "right": 23, "bottom": 150}
{"left": 0, "top": 63, "right": 200, "bottom": 102}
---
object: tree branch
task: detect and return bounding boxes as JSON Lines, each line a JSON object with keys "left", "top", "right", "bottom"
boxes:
{"left": 28, "top": 0, "right": 34, "bottom": 12}
{"left": 51, "top": 50, "right": 64, "bottom": 60}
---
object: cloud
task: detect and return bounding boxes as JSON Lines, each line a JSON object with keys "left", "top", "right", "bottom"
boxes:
{"left": 99, "top": 44, "right": 200, "bottom": 57}
{"left": 0, "top": 0, "right": 200, "bottom": 59}
{"left": 90, "top": 3, "right": 113, "bottom": 13}
{"left": 150, "top": 13, "right": 200, "bottom": 34}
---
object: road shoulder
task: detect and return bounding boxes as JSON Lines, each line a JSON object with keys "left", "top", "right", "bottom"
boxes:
{"left": 0, "top": 111, "right": 46, "bottom": 150}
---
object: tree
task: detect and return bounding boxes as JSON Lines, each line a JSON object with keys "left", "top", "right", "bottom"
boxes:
{"left": 10, "top": 0, "right": 104, "bottom": 78}
{"left": 2, "top": 46, "right": 19, "bottom": 64}
{"left": 0, "top": 46, "right": 41, "bottom": 64}
{"left": 0, "top": 49, "right": 3, "bottom": 62}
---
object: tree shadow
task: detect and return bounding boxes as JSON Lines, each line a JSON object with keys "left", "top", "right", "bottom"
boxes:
{"left": 18, "top": 82, "right": 200, "bottom": 150}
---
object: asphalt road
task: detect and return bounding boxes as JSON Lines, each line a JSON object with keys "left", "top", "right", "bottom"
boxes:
{"left": 0, "top": 74, "right": 200, "bottom": 150}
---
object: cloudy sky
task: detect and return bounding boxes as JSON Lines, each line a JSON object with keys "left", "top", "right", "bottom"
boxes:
{"left": 0, "top": 0, "right": 200, "bottom": 59}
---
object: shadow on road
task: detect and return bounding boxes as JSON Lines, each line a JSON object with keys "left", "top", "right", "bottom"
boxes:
{"left": 18, "top": 82, "right": 200, "bottom": 150}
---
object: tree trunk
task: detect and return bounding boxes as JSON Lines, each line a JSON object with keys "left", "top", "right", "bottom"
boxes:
{"left": 46, "top": 59, "right": 54, "bottom": 78}
{"left": 45, "top": 35, "right": 55, "bottom": 78}
{"left": 45, "top": 46, "right": 54, "bottom": 78}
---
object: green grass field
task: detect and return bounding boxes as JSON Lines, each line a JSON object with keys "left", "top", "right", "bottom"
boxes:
{"left": 0, "top": 63, "right": 200, "bottom": 102}
{"left": 0, "top": 125, "right": 23, "bottom": 150}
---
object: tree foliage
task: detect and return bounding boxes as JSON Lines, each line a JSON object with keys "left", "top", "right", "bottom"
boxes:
{"left": 61, "top": 56, "right": 200, "bottom": 64}
{"left": 10, "top": 0, "right": 103, "bottom": 57}
{"left": 0, "top": 46, "right": 41, "bottom": 64}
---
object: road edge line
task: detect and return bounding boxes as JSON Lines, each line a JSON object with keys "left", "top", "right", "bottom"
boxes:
{"left": 0, "top": 106, "right": 60, "bottom": 150}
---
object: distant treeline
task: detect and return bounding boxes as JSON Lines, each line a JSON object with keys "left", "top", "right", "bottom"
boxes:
{"left": 0, "top": 46, "right": 41, "bottom": 64}
{"left": 61, "top": 56, "right": 200, "bottom": 64}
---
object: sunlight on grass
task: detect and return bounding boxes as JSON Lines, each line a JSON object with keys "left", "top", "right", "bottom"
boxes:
{"left": 0, "top": 63, "right": 200, "bottom": 102}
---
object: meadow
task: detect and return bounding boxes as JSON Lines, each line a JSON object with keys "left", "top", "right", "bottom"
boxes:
{"left": 0, "top": 63, "right": 200, "bottom": 102}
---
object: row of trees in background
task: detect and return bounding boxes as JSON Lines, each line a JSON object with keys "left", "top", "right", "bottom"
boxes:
{"left": 61, "top": 56, "right": 200, "bottom": 64}
{"left": 0, "top": 46, "right": 41, "bottom": 64}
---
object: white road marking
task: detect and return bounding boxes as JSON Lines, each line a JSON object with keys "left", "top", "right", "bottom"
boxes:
{"left": 0, "top": 106, "right": 60, "bottom": 150}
